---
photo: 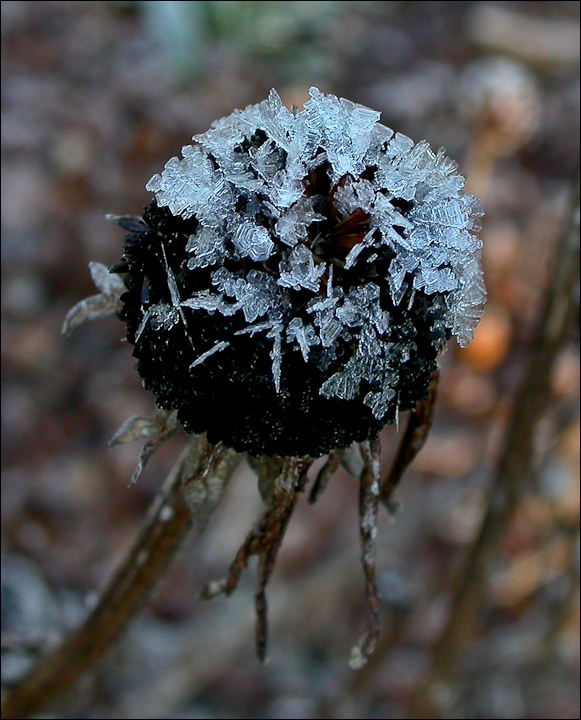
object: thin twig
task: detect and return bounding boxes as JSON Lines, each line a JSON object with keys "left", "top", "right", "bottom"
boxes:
{"left": 381, "top": 369, "right": 439, "bottom": 512}
{"left": 0, "top": 438, "right": 240, "bottom": 720}
{"left": 409, "top": 173, "right": 580, "bottom": 718}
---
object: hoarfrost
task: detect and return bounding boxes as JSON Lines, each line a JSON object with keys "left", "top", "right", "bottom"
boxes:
{"left": 320, "top": 325, "right": 396, "bottom": 414}
{"left": 274, "top": 197, "right": 325, "bottom": 247}
{"left": 186, "top": 227, "right": 227, "bottom": 269}
{"left": 286, "top": 317, "right": 320, "bottom": 361}
{"left": 336, "top": 284, "right": 389, "bottom": 335}
{"left": 232, "top": 223, "right": 275, "bottom": 262}
{"left": 212, "top": 268, "right": 283, "bottom": 323}
{"left": 158, "top": 240, "right": 194, "bottom": 349}
{"left": 278, "top": 245, "right": 326, "bottom": 292}
{"left": 135, "top": 301, "right": 180, "bottom": 343}
{"left": 146, "top": 146, "right": 234, "bottom": 226}
{"left": 268, "top": 326, "right": 283, "bottom": 393}
{"left": 234, "top": 321, "right": 275, "bottom": 336}
{"left": 190, "top": 341, "right": 230, "bottom": 369}
{"left": 144, "top": 86, "right": 485, "bottom": 412}
{"left": 181, "top": 290, "right": 237, "bottom": 316}
{"left": 344, "top": 229, "right": 375, "bottom": 270}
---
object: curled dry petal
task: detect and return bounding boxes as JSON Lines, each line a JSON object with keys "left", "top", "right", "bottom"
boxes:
{"left": 62, "top": 263, "right": 125, "bottom": 338}
{"left": 108, "top": 408, "right": 179, "bottom": 448}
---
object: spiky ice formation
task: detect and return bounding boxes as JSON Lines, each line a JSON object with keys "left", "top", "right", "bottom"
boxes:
{"left": 113, "top": 87, "right": 485, "bottom": 457}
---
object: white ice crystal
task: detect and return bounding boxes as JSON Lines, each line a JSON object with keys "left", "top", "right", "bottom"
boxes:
{"left": 286, "top": 317, "right": 320, "bottom": 361}
{"left": 146, "top": 87, "right": 485, "bottom": 409}
{"left": 277, "top": 245, "right": 326, "bottom": 292}
{"left": 186, "top": 227, "right": 227, "bottom": 269}
{"left": 190, "top": 341, "right": 230, "bottom": 369}
{"left": 232, "top": 223, "right": 275, "bottom": 262}
{"left": 274, "top": 197, "right": 325, "bottom": 247}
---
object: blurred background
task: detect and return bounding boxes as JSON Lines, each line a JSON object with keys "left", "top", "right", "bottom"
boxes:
{"left": 1, "top": 1, "right": 579, "bottom": 718}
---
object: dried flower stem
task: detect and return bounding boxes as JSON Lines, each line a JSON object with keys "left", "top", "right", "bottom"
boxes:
{"left": 0, "top": 438, "right": 239, "bottom": 720}
{"left": 381, "top": 369, "right": 439, "bottom": 511}
{"left": 202, "top": 457, "right": 312, "bottom": 661}
{"left": 409, "top": 173, "right": 580, "bottom": 718}
{"left": 349, "top": 437, "right": 382, "bottom": 669}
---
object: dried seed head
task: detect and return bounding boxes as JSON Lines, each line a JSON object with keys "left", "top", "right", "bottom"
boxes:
{"left": 113, "top": 87, "right": 485, "bottom": 457}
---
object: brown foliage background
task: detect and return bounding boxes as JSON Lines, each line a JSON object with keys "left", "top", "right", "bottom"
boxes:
{"left": 2, "top": 2, "right": 579, "bottom": 717}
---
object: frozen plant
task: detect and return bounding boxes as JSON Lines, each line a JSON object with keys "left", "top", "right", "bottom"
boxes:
{"left": 53, "top": 88, "right": 485, "bottom": 677}
{"left": 110, "top": 87, "right": 485, "bottom": 458}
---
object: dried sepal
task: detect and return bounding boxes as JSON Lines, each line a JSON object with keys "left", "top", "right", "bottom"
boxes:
{"left": 89, "top": 261, "right": 126, "bottom": 296}
{"left": 340, "top": 441, "right": 365, "bottom": 478}
{"left": 201, "top": 457, "right": 312, "bottom": 661}
{"left": 247, "top": 455, "right": 286, "bottom": 506}
{"left": 180, "top": 440, "right": 242, "bottom": 533}
{"left": 122, "top": 410, "right": 180, "bottom": 486}
{"left": 108, "top": 408, "right": 178, "bottom": 447}
{"left": 309, "top": 449, "right": 343, "bottom": 504}
{"left": 62, "top": 262, "right": 125, "bottom": 338}
{"left": 105, "top": 214, "right": 148, "bottom": 234}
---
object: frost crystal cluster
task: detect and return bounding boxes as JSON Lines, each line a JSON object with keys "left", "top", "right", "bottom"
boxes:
{"left": 114, "top": 88, "right": 485, "bottom": 457}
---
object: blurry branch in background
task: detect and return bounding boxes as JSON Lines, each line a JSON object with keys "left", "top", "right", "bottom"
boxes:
{"left": 0, "top": 440, "right": 241, "bottom": 720}
{"left": 467, "top": 4, "right": 581, "bottom": 70}
{"left": 410, "top": 171, "right": 580, "bottom": 719}
{"left": 534, "top": 513, "right": 580, "bottom": 663}
{"left": 138, "top": 0, "right": 207, "bottom": 82}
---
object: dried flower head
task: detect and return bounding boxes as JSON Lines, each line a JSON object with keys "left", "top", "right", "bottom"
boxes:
{"left": 112, "top": 87, "right": 485, "bottom": 457}
{"left": 59, "top": 88, "right": 487, "bottom": 670}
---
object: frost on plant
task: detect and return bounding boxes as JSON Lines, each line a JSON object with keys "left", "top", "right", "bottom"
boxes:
{"left": 59, "top": 88, "right": 486, "bottom": 670}
{"left": 112, "top": 87, "right": 485, "bottom": 457}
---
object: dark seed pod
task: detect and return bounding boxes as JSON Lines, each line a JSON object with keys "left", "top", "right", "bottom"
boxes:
{"left": 112, "top": 88, "right": 485, "bottom": 457}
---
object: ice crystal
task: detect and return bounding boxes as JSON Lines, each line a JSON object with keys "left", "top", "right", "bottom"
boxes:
{"left": 277, "top": 245, "right": 326, "bottom": 292}
{"left": 186, "top": 227, "right": 227, "bottom": 269}
{"left": 190, "top": 340, "right": 230, "bottom": 369}
{"left": 286, "top": 317, "right": 320, "bottom": 361}
{"left": 232, "top": 223, "right": 275, "bottom": 262}
{"left": 274, "top": 197, "right": 325, "bottom": 247}
{"left": 116, "top": 87, "right": 485, "bottom": 456}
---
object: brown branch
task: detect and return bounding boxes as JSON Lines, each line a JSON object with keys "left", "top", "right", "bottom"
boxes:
{"left": 409, "top": 173, "right": 580, "bottom": 719}
{"left": 1, "top": 438, "right": 240, "bottom": 720}
{"left": 533, "top": 516, "right": 581, "bottom": 663}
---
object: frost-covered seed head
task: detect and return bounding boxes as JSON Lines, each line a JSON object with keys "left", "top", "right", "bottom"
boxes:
{"left": 114, "top": 87, "right": 485, "bottom": 457}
